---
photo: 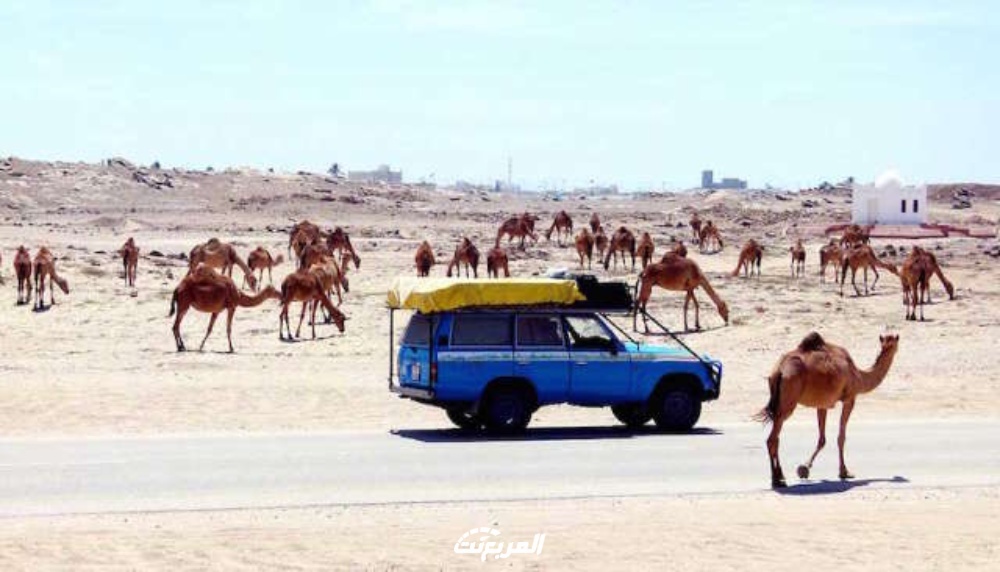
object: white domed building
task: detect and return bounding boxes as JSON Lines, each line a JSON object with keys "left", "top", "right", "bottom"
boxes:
{"left": 852, "top": 170, "right": 927, "bottom": 225}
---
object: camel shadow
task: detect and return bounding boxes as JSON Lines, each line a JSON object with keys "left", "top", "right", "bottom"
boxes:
{"left": 392, "top": 425, "right": 722, "bottom": 443}
{"left": 31, "top": 305, "right": 52, "bottom": 313}
{"left": 775, "top": 475, "right": 909, "bottom": 496}
{"left": 637, "top": 324, "right": 726, "bottom": 337}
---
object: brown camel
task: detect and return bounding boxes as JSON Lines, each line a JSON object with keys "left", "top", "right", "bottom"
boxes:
{"left": 308, "top": 254, "right": 349, "bottom": 307}
{"left": 415, "top": 241, "right": 436, "bottom": 277}
{"left": 594, "top": 226, "right": 609, "bottom": 260}
{"left": 689, "top": 213, "right": 703, "bottom": 245}
{"left": 899, "top": 253, "right": 931, "bottom": 321}
{"left": 447, "top": 237, "right": 480, "bottom": 278}
{"left": 14, "top": 246, "right": 33, "bottom": 305}
{"left": 168, "top": 265, "right": 280, "bottom": 352}
{"left": 839, "top": 224, "right": 872, "bottom": 248}
{"left": 840, "top": 244, "right": 898, "bottom": 297}
{"left": 789, "top": 239, "right": 806, "bottom": 278}
{"left": 486, "top": 247, "right": 510, "bottom": 278}
{"left": 636, "top": 232, "right": 655, "bottom": 270}
{"left": 603, "top": 226, "right": 637, "bottom": 272}
{"left": 545, "top": 211, "right": 574, "bottom": 246}
{"left": 288, "top": 220, "right": 323, "bottom": 260}
{"left": 325, "top": 226, "right": 361, "bottom": 270}
{"left": 699, "top": 221, "right": 723, "bottom": 253}
{"left": 575, "top": 228, "right": 595, "bottom": 269}
{"left": 33, "top": 247, "right": 70, "bottom": 311}
{"left": 278, "top": 267, "right": 346, "bottom": 340}
{"left": 661, "top": 239, "right": 687, "bottom": 259}
{"left": 188, "top": 238, "right": 257, "bottom": 291}
{"left": 118, "top": 237, "right": 139, "bottom": 287}
{"left": 589, "top": 213, "right": 601, "bottom": 234}
{"left": 633, "top": 255, "right": 729, "bottom": 332}
{"left": 756, "top": 332, "right": 900, "bottom": 488}
{"left": 732, "top": 239, "right": 763, "bottom": 278}
{"left": 905, "top": 246, "right": 954, "bottom": 302}
{"left": 245, "top": 246, "right": 284, "bottom": 291}
{"left": 819, "top": 240, "right": 843, "bottom": 283}
{"left": 495, "top": 213, "right": 539, "bottom": 250}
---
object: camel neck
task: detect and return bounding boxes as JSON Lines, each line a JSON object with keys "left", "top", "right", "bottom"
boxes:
{"left": 856, "top": 347, "right": 897, "bottom": 394}
{"left": 238, "top": 289, "right": 275, "bottom": 308}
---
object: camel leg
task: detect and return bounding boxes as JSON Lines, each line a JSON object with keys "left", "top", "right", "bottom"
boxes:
{"left": 691, "top": 290, "right": 702, "bottom": 331}
{"left": 310, "top": 300, "right": 319, "bottom": 339}
{"left": 226, "top": 308, "right": 235, "bottom": 353}
{"left": 173, "top": 305, "right": 189, "bottom": 352}
{"left": 837, "top": 398, "right": 856, "bottom": 480}
{"left": 766, "top": 416, "right": 787, "bottom": 488}
{"left": 797, "top": 408, "right": 828, "bottom": 479}
{"left": 295, "top": 301, "right": 308, "bottom": 338}
{"left": 279, "top": 303, "right": 290, "bottom": 340}
{"left": 870, "top": 266, "right": 879, "bottom": 291}
{"left": 199, "top": 312, "right": 219, "bottom": 351}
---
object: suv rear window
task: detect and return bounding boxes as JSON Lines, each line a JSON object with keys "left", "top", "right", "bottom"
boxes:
{"left": 402, "top": 313, "right": 432, "bottom": 346}
{"left": 452, "top": 315, "right": 512, "bottom": 346}
{"left": 517, "top": 315, "right": 565, "bottom": 347}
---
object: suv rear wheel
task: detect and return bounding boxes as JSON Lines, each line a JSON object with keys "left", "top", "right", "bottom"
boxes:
{"left": 482, "top": 387, "right": 532, "bottom": 434}
{"left": 611, "top": 404, "right": 652, "bottom": 428}
{"left": 652, "top": 389, "right": 701, "bottom": 432}
{"left": 446, "top": 407, "right": 481, "bottom": 431}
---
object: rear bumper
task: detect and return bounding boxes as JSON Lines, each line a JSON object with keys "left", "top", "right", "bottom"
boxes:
{"left": 389, "top": 377, "right": 435, "bottom": 401}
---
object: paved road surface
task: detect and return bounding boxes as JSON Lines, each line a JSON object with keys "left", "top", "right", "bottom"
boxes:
{"left": 2, "top": 419, "right": 999, "bottom": 517}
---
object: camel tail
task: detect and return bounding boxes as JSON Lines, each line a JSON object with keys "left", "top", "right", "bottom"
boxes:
{"left": 168, "top": 289, "right": 178, "bottom": 317}
{"left": 754, "top": 371, "right": 782, "bottom": 425}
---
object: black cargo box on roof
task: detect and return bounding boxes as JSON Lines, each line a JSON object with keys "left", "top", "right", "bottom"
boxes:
{"left": 570, "top": 274, "right": 633, "bottom": 312}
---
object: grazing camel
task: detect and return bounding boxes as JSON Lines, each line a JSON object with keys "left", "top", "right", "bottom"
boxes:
{"left": 486, "top": 247, "right": 510, "bottom": 278}
{"left": 447, "top": 237, "right": 480, "bottom": 278}
{"left": 906, "top": 246, "right": 954, "bottom": 302}
{"left": 168, "top": 265, "right": 280, "bottom": 352}
{"left": 633, "top": 255, "right": 729, "bottom": 333}
{"left": 288, "top": 220, "right": 323, "bottom": 260}
{"left": 545, "top": 211, "right": 574, "bottom": 246}
{"left": 589, "top": 213, "right": 601, "bottom": 234}
{"left": 309, "top": 254, "right": 350, "bottom": 306}
{"left": 689, "top": 213, "right": 703, "bottom": 245}
{"left": 756, "top": 332, "right": 900, "bottom": 488}
{"left": 789, "top": 239, "right": 806, "bottom": 278}
{"left": 594, "top": 226, "right": 609, "bottom": 261}
{"left": 840, "top": 244, "right": 898, "bottom": 297}
{"left": 188, "top": 238, "right": 257, "bottom": 291}
{"left": 14, "top": 246, "right": 33, "bottom": 305}
{"left": 731, "top": 239, "right": 763, "bottom": 278}
{"left": 414, "top": 241, "right": 436, "bottom": 277}
{"left": 574, "top": 228, "right": 595, "bottom": 269}
{"left": 118, "top": 237, "right": 139, "bottom": 287}
{"left": 495, "top": 213, "right": 539, "bottom": 250}
{"left": 699, "top": 221, "right": 723, "bottom": 253}
{"left": 325, "top": 226, "right": 361, "bottom": 270}
{"left": 603, "top": 226, "right": 637, "bottom": 272}
{"left": 245, "top": 246, "right": 284, "bottom": 291}
{"left": 279, "top": 268, "right": 346, "bottom": 340}
{"left": 33, "top": 247, "right": 69, "bottom": 311}
{"left": 839, "top": 224, "right": 871, "bottom": 248}
{"left": 662, "top": 239, "right": 687, "bottom": 259}
{"left": 819, "top": 240, "right": 843, "bottom": 283}
{"left": 636, "top": 232, "right": 655, "bottom": 270}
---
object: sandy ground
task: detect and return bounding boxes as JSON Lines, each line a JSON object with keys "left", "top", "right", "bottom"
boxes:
{"left": 2, "top": 158, "right": 999, "bottom": 569}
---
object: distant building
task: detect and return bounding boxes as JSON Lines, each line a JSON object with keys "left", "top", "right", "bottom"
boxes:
{"left": 347, "top": 164, "right": 402, "bottom": 184}
{"left": 701, "top": 170, "right": 714, "bottom": 189}
{"left": 852, "top": 172, "right": 926, "bottom": 225}
{"left": 700, "top": 169, "right": 747, "bottom": 190}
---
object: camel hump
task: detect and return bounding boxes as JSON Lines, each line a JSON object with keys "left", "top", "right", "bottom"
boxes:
{"left": 798, "top": 332, "right": 826, "bottom": 352}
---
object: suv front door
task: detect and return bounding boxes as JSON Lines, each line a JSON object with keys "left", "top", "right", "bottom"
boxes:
{"left": 564, "top": 314, "right": 632, "bottom": 404}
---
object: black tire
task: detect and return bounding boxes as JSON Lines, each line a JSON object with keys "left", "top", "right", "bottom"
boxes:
{"left": 482, "top": 387, "right": 532, "bottom": 434}
{"left": 611, "top": 404, "right": 652, "bottom": 428}
{"left": 446, "top": 407, "right": 481, "bottom": 431}
{"left": 652, "top": 389, "right": 701, "bottom": 432}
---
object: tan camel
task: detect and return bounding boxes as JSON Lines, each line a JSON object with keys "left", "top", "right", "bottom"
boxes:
{"left": 545, "top": 211, "right": 574, "bottom": 246}
{"left": 188, "top": 238, "right": 257, "bottom": 291}
{"left": 840, "top": 244, "right": 898, "bottom": 297}
{"left": 633, "top": 255, "right": 729, "bottom": 332}
{"left": 689, "top": 213, "right": 703, "bottom": 245}
{"left": 699, "top": 221, "right": 723, "bottom": 253}
{"left": 589, "top": 213, "right": 601, "bottom": 234}
{"left": 575, "top": 228, "right": 595, "bottom": 269}
{"left": 839, "top": 224, "right": 872, "bottom": 248}
{"left": 756, "top": 332, "right": 900, "bottom": 488}
{"left": 33, "top": 247, "right": 70, "bottom": 311}
{"left": 636, "top": 232, "right": 655, "bottom": 270}
{"left": 905, "top": 246, "right": 954, "bottom": 302}
{"left": 594, "top": 226, "right": 609, "bottom": 260}
{"left": 899, "top": 253, "right": 931, "bottom": 321}
{"left": 415, "top": 241, "right": 436, "bottom": 277}
{"left": 118, "top": 237, "right": 139, "bottom": 287}
{"left": 486, "top": 247, "right": 510, "bottom": 278}
{"left": 168, "top": 265, "right": 280, "bottom": 352}
{"left": 731, "top": 239, "right": 763, "bottom": 278}
{"left": 14, "top": 246, "right": 33, "bottom": 305}
{"left": 789, "top": 239, "right": 806, "bottom": 278}
{"left": 661, "top": 239, "right": 687, "bottom": 259}
{"left": 325, "top": 226, "right": 361, "bottom": 270}
{"left": 603, "top": 226, "right": 637, "bottom": 272}
{"left": 245, "top": 246, "right": 284, "bottom": 291}
{"left": 447, "top": 237, "right": 480, "bottom": 278}
{"left": 288, "top": 220, "right": 322, "bottom": 260}
{"left": 308, "top": 254, "right": 349, "bottom": 306}
{"left": 278, "top": 267, "right": 346, "bottom": 340}
{"left": 819, "top": 239, "right": 843, "bottom": 283}
{"left": 495, "top": 213, "right": 539, "bottom": 250}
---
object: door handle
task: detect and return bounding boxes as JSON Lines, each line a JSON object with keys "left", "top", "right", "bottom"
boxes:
{"left": 574, "top": 361, "right": 589, "bottom": 366}
{"left": 516, "top": 361, "right": 530, "bottom": 366}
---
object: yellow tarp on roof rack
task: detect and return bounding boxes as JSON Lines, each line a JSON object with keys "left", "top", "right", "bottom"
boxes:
{"left": 387, "top": 277, "right": 586, "bottom": 313}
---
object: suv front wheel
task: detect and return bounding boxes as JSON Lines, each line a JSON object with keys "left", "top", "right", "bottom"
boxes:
{"left": 482, "top": 387, "right": 532, "bottom": 434}
{"left": 611, "top": 404, "right": 652, "bottom": 428}
{"left": 652, "top": 388, "right": 701, "bottom": 432}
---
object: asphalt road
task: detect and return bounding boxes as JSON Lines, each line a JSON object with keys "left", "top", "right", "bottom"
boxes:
{"left": 2, "top": 419, "right": 999, "bottom": 517}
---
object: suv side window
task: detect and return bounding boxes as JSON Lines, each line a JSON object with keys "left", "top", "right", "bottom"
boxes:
{"left": 516, "top": 315, "right": 565, "bottom": 347}
{"left": 451, "top": 314, "right": 512, "bottom": 346}
{"left": 402, "top": 313, "right": 431, "bottom": 346}
{"left": 564, "top": 314, "right": 616, "bottom": 351}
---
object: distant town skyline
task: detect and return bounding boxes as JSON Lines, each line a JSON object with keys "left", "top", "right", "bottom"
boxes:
{"left": 2, "top": 1, "right": 998, "bottom": 190}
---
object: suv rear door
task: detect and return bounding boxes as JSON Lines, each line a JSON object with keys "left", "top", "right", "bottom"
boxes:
{"left": 564, "top": 314, "right": 632, "bottom": 404}
{"left": 514, "top": 313, "right": 569, "bottom": 404}
{"left": 436, "top": 313, "right": 513, "bottom": 401}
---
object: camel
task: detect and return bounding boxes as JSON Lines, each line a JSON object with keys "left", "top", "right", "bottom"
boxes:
{"left": 732, "top": 239, "right": 763, "bottom": 278}
{"left": 495, "top": 213, "right": 538, "bottom": 250}
{"left": 589, "top": 213, "right": 601, "bottom": 234}
{"left": 325, "top": 226, "right": 361, "bottom": 270}
{"left": 415, "top": 241, "right": 435, "bottom": 277}
{"left": 486, "top": 247, "right": 510, "bottom": 278}
{"left": 278, "top": 267, "right": 346, "bottom": 340}
{"left": 603, "top": 226, "right": 637, "bottom": 272}
{"left": 168, "top": 265, "right": 280, "bottom": 352}
{"left": 689, "top": 213, "right": 703, "bottom": 245}
{"left": 32, "top": 247, "right": 69, "bottom": 311}
{"left": 905, "top": 246, "right": 954, "bottom": 303}
{"left": 118, "top": 237, "right": 139, "bottom": 287}
{"left": 789, "top": 239, "right": 806, "bottom": 278}
{"left": 545, "top": 211, "right": 574, "bottom": 246}
{"left": 308, "top": 254, "right": 349, "bottom": 307}
{"left": 840, "top": 244, "right": 898, "bottom": 297}
{"left": 575, "top": 228, "right": 595, "bottom": 269}
{"left": 756, "top": 332, "right": 900, "bottom": 488}
{"left": 636, "top": 232, "right": 655, "bottom": 270}
{"left": 594, "top": 226, "right": 609, "bottom": 261}
{"left": 242, "top": 247, "right": 283, "bottom": 291}
{"left": 899, "top": 253, "right": 931, "bottom": 321}
{"left": 447, "top": 237, "right": 480, "bottom": 278}
{"left": 188, "top": 238, "right": 257, "bottom": 291}
{"left": 839, "top": 224, "right": 872, "bottom": 248}
{"left": 819, "top": 240, "right": 843, "bottom": 283}
{"left": 633, "top": 255, "right": 730, "bottom": 332}
{"left": 699, "top": 221, "right": 723, "bottom": 253}
{"left": 14, "top": 246, "right": 33, "bottom": 305}
{"left": 288, "top": 220, "right": 323, "bottom": 260}
{"left": 662, "top": 239, "right": 687, "bottom": 259}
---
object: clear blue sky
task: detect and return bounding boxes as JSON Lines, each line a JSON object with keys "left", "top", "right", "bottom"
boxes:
{"left": 1, "top": 1, "right": 997, "bottom": 190}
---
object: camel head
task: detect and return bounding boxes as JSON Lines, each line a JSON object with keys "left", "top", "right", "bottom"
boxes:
{"left": 260, "top": 285, "right": 281, "bottom": 301}
{"left": 55, "top": 276, "right": 70, "bottom": 294}
{"left": 718, "top": 299, "right": 730, "bottom": 325}
{"left": 878, "top": 333, "right": 900, "bottom": 356}
{"left": 245, "top": 272, "right": 259, "bottom": 291}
